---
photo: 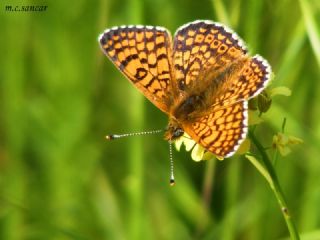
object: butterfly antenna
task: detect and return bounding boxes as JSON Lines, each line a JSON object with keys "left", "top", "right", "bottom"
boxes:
{"left": 169, "top": 140, "right": 175, "bottom": 186}
{"left": 106, "top": 129, "right": 163, "bottom": 140}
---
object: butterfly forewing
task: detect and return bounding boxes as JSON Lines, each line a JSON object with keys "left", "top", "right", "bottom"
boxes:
{"left": 99, "top": 25, "right": 173, "bottom": 113}
{"left": 172, "top": 20, "right": 248, "bottom": 92}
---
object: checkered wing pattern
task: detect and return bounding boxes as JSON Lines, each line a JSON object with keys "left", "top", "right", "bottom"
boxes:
{"left": 99, "top": 20, "right": 273, "bottom": 159}
{"left": 99, "top": 25, "right": 173, "bottom": 113}
{"left": 216, "top": 55, "right": 272, "bottom": 106}
{"left": 183, "top": 101, "right": 248, "bottom": 158}
{"left": 172, "top": 20, "right": 247, "bottom": 92}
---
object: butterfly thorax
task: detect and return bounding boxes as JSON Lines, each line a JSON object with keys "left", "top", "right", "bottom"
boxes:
{"left": 173, "top": 95, "right": 205, "bottom": 119}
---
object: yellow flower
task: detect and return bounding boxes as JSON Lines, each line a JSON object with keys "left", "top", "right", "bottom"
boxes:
{"left": 272, "top": 132, "right": 303, "bottom": 156}
{"left": 175, "top": 133, "right": 249, "bottom": 161}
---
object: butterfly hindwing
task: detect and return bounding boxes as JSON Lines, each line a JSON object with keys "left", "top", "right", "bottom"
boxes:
{"left": 99, "top": 25, "right": 173, "bottom": 113}
{"left": 182, "top": 101, "right": 248, "bottom": 158}
{"left": 216, "top": 55, "right": 272, "bottom": 106}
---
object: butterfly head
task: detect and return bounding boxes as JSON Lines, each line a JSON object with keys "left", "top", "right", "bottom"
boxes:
{"left": 164, "top": 118, "right": 184, "bottom": 141}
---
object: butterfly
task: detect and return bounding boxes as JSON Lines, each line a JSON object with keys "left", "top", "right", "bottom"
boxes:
{"left": 98, "top": 20, "right": 271, "bottom": 159}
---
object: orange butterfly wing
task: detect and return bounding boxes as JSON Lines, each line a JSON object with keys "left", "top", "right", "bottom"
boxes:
{"left": 182, "top": 101, "right": 248, "bottom": 158}
{"left": 172, "top": 20, "right": 248, "bottom": 92}
{"left": 215, "top": 55, "right": 272, "bottom": 106}
{"left": 99, "top": 25, "right": 173, "bottom": 113}
{"left": 171, "top": 21, "right": 271, "bottom": 157}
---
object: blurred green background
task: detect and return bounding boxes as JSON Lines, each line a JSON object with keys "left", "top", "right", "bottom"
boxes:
{"left": 1, "top": 0, "right": 320, "bottom": 239}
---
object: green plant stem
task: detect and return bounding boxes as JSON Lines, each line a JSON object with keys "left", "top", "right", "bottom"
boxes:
{"left": 248, "top": 131, "right": 300, "bottom": 240}
{"left": 195, "top": 159, "right": 216, "bottom": 237}
{"left": 202, "top": 159, "right": 216, "bottom": 210}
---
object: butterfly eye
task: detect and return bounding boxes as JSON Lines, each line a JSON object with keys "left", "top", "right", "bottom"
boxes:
{"left": 178, "top": 80, "right": 185, "bottom": 90}
{"left": 173, "top": 128, "right": 184, "bottom": 139}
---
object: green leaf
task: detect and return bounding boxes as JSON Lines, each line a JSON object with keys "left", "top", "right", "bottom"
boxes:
{"left": 269, "top": 86, "right": 292, "bottom": 97}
